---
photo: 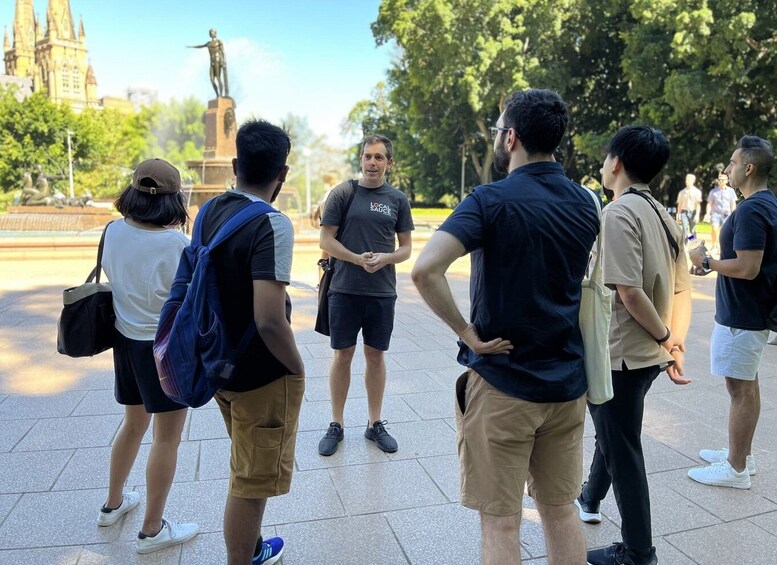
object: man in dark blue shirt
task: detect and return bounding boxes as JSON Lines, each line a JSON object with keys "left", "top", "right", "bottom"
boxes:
{"left": 688, "top": 136, "right": 777, "bottom": 489}
{"left": 412, "top": 89, "right": 598, "bottom": 564}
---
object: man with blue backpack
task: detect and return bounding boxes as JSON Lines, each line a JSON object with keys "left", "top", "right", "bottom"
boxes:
{"left": 187, "top": 119, "right": 303, "bottom": 565}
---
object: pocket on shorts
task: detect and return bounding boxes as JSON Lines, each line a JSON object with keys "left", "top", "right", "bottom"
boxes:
{"left": 250, "top": 425, "right": 285, "bottom": 476}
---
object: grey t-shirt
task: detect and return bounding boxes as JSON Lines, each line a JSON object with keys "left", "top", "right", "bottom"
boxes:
{"left": 322, "top": 180, "right": 414, "bottom": 297}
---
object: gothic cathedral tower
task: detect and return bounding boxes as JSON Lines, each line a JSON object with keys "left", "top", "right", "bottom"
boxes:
{"left": 4, "top": 0, "right": 98, "bottom": 111}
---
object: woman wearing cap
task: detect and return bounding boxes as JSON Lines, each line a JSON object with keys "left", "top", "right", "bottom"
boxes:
{"left": 96, "top": 158, "right": 200, "bottom": 554}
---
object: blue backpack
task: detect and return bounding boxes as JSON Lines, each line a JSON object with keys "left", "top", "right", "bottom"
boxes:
{"left": 154, "top": 198, "right": 275, "bottom": 407}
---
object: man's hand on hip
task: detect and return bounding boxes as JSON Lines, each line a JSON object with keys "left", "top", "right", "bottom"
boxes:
{"left": 459, "top": 323, "right": 513, "bottom": 356}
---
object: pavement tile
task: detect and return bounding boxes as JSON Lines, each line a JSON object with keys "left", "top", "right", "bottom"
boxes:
{"left": 651, "top": 537, "right": 698, "bottom": 565}
{"left": 384, "top": 370, "right": 446, "bottom": 396}
{"left": 0, "top": 419, "right": 35, "bottom": 452}
{"left": 643, "top": 419, "right": 729, "bottom": 464}
{"left": 53, "top": 442, "right": 199, "bottom": 491}
{"left": 293, "top": 429, "right": 391, "bottom": 471}
{"left": 197, "top": 439, "right": 231, "bottom": 481}
{"left": 665, "top": 519, "right": 777, "bottom": 565}
{"left": 0, "top": 390, "right": 85, "bottom": 420}
{"left": 417, "top": 454, "right": 459, "bottom": 502}
{"left": 304, "top": 375, "right": 366, "bottom": 401}
{"left": 78, "top": 541, "right": 181, "bottom": 564}
{"left": 386, "top": 420, "right": 457, "bottom": 461}
{"left": 187, "top": 408, "right": 229, "bottom": 440}
{"left": 388, "top": 336, "right": 446, "bottom": 354}
{"left": 329, "top": 459, "right": 447, "bottom": 514}
{"left": 263, "top": 469, "right": 346, "bottom": 526}
{"left": 296, "top": 395, "right": 419, "bottom": 433}
{"left": 277, "top": 515, "right": 408, "bottom": 565}
{"left": 749, "top": 510, "right": 777, "bottom": 535}
{"left": 0, "top": 546, "right": 81, "bottom": 565}
{"left": 0, "top": 449, "right": 73, "bottom": 493}
{"left": 0, "top": 488, "right": 119, "bottom": 549}
{"left": 641, "top": 435, "right": 698, "bottom": 474}
{"left": 389, "top": 350, "right": 459, "bottom": 371}
{"left": 0, "top": 495, "right": 19, "bottom": 526}
{"left": 71, "top": 390, "right": 125, "bottom": 416}
{"left": 13, "top": 414, "right": 122, "bottom": 452}
{"left": 401, "top": 391, "right": 454, "bottom": 420}
{"left": 643, "top": 394, "right": 705, "bottom": 429}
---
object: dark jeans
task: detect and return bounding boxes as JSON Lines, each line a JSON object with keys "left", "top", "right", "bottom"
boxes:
{"left": 585, "top": 364, "right": 661, "bottom": 565}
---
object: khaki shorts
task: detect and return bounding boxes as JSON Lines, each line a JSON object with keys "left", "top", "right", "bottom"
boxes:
{"left": 455, "top": 369, "right": 585, "bottom": 514}
{"left": 215, "top": 374, "right": 304, "bottom": 499}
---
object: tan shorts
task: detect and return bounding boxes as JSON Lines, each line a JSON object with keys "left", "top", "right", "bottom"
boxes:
{"left": 455, "top": 369, "right": 585, "bottom": 515}
{"left": 215, "top": 374, "right": 304, "bottom": 499}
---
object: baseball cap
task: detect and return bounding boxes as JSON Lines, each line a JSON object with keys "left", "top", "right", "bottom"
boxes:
{"left": 132, "top": 159, "right": 181, "bottom": 195}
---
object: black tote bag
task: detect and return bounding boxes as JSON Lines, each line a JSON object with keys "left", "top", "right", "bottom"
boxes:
{"left": 57, "top": 222, "right": 116, "bottom": 357}
{"left": 315, "top": 182, "right": 356, "bottom": 336}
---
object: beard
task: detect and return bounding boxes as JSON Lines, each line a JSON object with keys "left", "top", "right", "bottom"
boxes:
{"left": 493, "top": 139, "right": 510, "bottom": 175}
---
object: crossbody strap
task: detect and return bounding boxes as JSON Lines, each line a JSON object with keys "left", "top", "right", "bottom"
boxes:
{"left": 87, "top": 220, "right": 115, "bottom": 284}
{"left": 583, "top": 188, "right": 604, "bottom": 282}
{"left": 626, "top": 188, "right": 679, "bottom": 260}
{"left": 334, "top": 180, "right": 358, "bottom": 242}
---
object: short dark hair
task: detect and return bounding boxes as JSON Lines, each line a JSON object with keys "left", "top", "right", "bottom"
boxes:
{"left": 235, "top": 119, "right": 291, "bottom": 186}
{"left": 114, "top": 185, "right": 188, "bottom": 226}
{"left": 361, "top": 134, "right": 393, "bottom": 160}
{"left": 503, "top": 89, "right": 568, "bottom": 155}
{"left": 606, "top": 126, "right": 670, "bottom": 184}
{"left": 736, "top": 135, "right": 774, "bottom": 179}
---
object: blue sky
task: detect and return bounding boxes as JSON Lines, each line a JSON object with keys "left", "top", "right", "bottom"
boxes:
{"left": 1, "top": 0, "right": 397, "bottom": 145}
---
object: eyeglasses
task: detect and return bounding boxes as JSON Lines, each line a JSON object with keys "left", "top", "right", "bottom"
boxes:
{"left": 489, "top": 126, "right": 511, "bottom": 140}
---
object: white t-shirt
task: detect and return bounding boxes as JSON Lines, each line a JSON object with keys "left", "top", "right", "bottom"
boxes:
{"left": 101, "top": 219, "right": 189, "bottom": 341}
{"left": 676, "top": 186, "right": 702, "bottom": 212}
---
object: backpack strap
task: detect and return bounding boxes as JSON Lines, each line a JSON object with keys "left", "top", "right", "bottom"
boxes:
{"left": 205, "top": 200, "right": 276, "bottom": 250}
{"left": 192, "top": 198, "right": 216, "bottom": 246}
{"left": 625, "top": 187, "right": 680, "bottom": 260}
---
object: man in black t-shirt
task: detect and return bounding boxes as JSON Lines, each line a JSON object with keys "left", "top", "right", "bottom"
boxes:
{"left": 197, "top": 119, "right": 304, "bottom": 565}
{"left": 317, "top": 135, "right": 414, "bottom": 456}
{"left": 688, "top": 136, "right": 777, "bottom": 490}
{"left": 412, "top": 90, "right": 596, "bottom": 564}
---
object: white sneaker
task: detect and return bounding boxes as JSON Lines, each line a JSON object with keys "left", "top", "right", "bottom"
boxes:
{"left": 688, "top": 460, "right": 751, "bottom": 489}
{"left": 97, "top": 491, "right": 140, "bottom": 527}
{"left": 137, "top": 518, "right": 200, "bottom": 554}
{"left": 699, "top": 448, "right": 755, "bottom": 475}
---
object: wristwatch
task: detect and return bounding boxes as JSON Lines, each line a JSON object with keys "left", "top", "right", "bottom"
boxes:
{"left": 701, "top": 256, "right": 712, "bottom": 274}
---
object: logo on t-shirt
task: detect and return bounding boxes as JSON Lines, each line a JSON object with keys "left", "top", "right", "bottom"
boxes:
{"left": 370, "top": 202, "right": 391, "bottom": 216}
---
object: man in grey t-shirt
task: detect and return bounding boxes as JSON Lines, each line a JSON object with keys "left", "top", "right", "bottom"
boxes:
{"left": 317, "top": 134, "right": 414, "bottom": 456}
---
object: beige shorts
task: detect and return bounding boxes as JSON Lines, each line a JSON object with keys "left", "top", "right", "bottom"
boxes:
{"left": 455, "top": 369, "right": 585, "bottom": 515}
{"left": 215, "top": 374, "right": 304, "bottom": 499}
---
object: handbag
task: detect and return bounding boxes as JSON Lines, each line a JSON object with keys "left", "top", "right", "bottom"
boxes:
{"left": 57, "top": 222, "right": 116, "bottom": 357}
{"left": 580, "top": 189, "right": 614, "bottom": 404}
{"left": 315, "top": 181, "right": 357, "bottom": 336}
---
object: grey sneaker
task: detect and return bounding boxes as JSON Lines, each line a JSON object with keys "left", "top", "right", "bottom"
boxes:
{"left": 318, "top": 422, "right": 344, "bottom": 456}
{"left": 137, "top": 518, "right": 199, "bottom": 554}
{"left": 364, "top": 420, "right": 398, "bottom": 453}
{"left": 97, "top": 491, "right": 140, "bottom": 527}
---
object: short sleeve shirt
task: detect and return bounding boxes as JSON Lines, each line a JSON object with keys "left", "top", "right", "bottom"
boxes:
{"left": 715, "top": 190, "right": 777, "bottom": 330}
{"left": 199, "top": 190, "right": 295, "bottom": 392}
{"left": 321, "top": 181, "right": 414, "bottom": 297}
{"left": 603, "top": 186, "right": 691, "bottom": 369}
{"left": 707, "top": 186, "right": 737, "bottom": 217}
{"left": 677, "top": 187, "right": 702, "bottom": 211}
{"left": 438, "top": 162, "right": 599, "bottom": 403}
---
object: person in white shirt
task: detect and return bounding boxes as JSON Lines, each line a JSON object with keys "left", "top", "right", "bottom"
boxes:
{"left": 706, "top": 172, "right": 738, "bottom": 255}
{"left": 97, "top": 159, "right": 199, "bottom": 554}
{"left": 676, "top": 173, "right": 703, "bottom": 239}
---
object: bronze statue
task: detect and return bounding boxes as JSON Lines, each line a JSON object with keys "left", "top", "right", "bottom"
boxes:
{"left": 20, "top": 170, "right": 56, "bottom": 206}
{"left": 188, "top": 29, "right": 229, "bottom": 98}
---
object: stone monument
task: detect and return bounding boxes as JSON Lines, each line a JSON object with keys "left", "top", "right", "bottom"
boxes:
{"left": 185, "top": 29, "right": 237, "bottom": 208}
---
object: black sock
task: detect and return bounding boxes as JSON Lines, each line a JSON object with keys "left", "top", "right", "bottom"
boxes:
{"left": 253, "top": 535, "right": 264, "bottom": 557}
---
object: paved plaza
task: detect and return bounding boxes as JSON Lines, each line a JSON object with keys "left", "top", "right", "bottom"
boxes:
{"left": 0, "top": 246, "right": 776, "bottom": 564}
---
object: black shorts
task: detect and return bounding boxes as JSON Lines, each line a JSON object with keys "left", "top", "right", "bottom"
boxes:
{"left": 113, "top": 332, "right": 186, "bottom": 413}
{"left": 328, "top": 291, "right": 396, "bottom": 351}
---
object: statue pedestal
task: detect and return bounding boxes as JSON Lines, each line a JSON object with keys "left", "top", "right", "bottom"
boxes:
{"left": 0, "top": 206, "right": 117, "bottom": 231}
{"left": 187, "top": 97, "right": 237, "bottom": 208}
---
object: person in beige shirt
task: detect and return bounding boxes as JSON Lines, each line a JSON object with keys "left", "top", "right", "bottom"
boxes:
{"left": 580, "top": 126, "right": 693, "bottom": 565}
{"left": 676, "top": 173, "right": 702, "bottom": 238}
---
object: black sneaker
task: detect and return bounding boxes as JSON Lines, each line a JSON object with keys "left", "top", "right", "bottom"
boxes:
{"left": 575, "top": 482, "right": 602, "bottom": 523}
{"left": 318, "top": 422, "right": 344, "bottom": 456}
{"left": 586, "top": 542, "right": 657, "bottom": 565}
{"left": 364, "top": 420, "right": 398, "bottom": 453}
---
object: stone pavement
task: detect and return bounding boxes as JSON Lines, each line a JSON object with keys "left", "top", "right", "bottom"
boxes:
{"left": 0, "top": 251, "right": 776, "bottom": 565}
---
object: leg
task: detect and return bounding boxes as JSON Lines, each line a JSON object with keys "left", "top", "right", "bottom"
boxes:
{"left": 726, "top": 376, "right": 760, "bottom": 472}
{"left": 536, "top": 502, "right": 586, "bottom": 565}
{"left": 481, "top": 511, "right": 522, "bottom": 565}
{"left": 329, "top": 346, "right": 355, "bottom": 425}
{"left": 141, "top": 408, "right": 188, "bottom": 535}
{"left": 106, "top": 404, "right": 151, "bottom": 508}
{"left": 585, "top": 403, "right": 613, "bottom": 502}
{"left": 363, "top": 345, "right": 386, "bottom": 425}
{"left": 224, "top": 496, "right": 266, "bottom": 565}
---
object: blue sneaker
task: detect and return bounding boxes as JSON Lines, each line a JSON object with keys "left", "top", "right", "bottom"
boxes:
{"left": 252, "top": 537, "right": 284, "bottom": 565}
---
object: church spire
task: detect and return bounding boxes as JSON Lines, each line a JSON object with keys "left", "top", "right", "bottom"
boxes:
{"left": 78, "top": 15, "right": 85, "bottom": 41}
{"left": 46, "top": 0, "right": 76, "bottom": 41}
{"left": 12, "top": 0, "right": 36, "bottom": 51}
{"left": 3, "top": 27, "right": 9, "bottom": 53}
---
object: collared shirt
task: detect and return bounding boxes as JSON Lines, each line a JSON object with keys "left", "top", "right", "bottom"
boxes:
{"left": 707, "top": 185, "right": 737, "bottom": 217}
{"left": 677, "top": 186, "right": 702, "bottom": 211}
{"left": 438, "top": 161, "right": 599, "bottom": 403}
{"left": 603, "top": 185, "right": 691, "bottom": 369}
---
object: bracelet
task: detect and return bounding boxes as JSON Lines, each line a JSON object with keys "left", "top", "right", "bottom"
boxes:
{"left": 656, "top": 327, "right": 671, "bottom": 344}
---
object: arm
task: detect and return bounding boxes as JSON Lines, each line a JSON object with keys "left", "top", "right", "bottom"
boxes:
{"left": 689, "top": 247, "right": 764, "bottom": 280}
{"left": 252, "top": 280, "right": 304, "bottom": 375}
{"left": 186, "top": 43, "right": 208, "bottom": 48}
{"left": 411, "top": 231, "right": 512, "bottom": 355}
{"left": 364, "top": 230, "right": 412, "bottom": 273}
{"left": 319, "top": 224, "right": 371, "bottom": 267}
{"left": 666, "top": 289, "right": 692, "bottom": 384}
